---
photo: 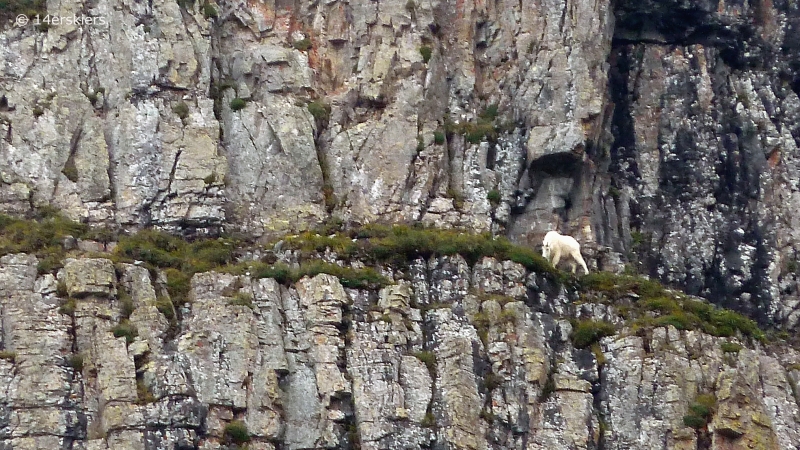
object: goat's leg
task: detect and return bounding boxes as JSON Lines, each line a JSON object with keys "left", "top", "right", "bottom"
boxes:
{"left": 551, "top": 249, "right": 561, "bottom": 268}
{"left": 572, "top": 250, "right": 589, "bottom": 274}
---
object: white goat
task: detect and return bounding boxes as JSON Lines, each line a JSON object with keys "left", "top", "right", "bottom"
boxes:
{"left": 542, "top": 230, "right": 589, "bottom": 274}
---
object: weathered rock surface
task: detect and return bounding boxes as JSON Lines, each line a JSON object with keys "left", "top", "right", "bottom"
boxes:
{"left": 2, "top": 0, "right": 800, "bottom": 330}
{"left": 1, "top": 253, "right": 799, "bottom": 449}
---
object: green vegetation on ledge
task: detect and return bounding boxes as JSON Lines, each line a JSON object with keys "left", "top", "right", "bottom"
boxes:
{"left": 580, "top": 272, "right": 765, "bottom": 343}
{"left": 0, "top": 211, "right": 771, "bottom": 349}
{"left": 683, "top": 393, "right": 716, "bottom": 429}
{"left": 0, "top": 209, "right": 89, "bottom": 274}
{"left": 283, "top": 223, "right": 562, "bottom": 279}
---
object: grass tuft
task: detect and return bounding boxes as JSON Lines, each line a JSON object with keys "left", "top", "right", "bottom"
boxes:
{"left": 111, "top": 321, "right": 138, "bottom": 344}
{"left": 223, "top": 420, "right": 250, "bottom": 445}
{"left": 571, "top": 320, "right": 615, "bottom": 349}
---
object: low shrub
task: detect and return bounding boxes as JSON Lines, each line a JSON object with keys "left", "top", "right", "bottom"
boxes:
{"left": 119, "top": 291, "right": 135, "bottom": 319}
{"left": 419, "top": 46, "right": 432, "bottom": 63}
{"left": 0, "top": 211, "right": 89, "bottom": 274}
{"left": 202, "top": 1, "right": 217, "bottom": 18}
{"left": 683, "top": 414, "right": 706, "bottom": 429}
{"left": 0, "top": 0, "right": 46, "bottom": 23}
{"left": 571, "top": 320, "right": 616, "bottom": 349}
{"left": 68, "top": 354, "right": 84, "bottom": 372}
{"left": 683, "top": 394, "right": 716, "bottom": 429}
{"left": 413, "top": 350, "right": 436, "bottom": 376}
{"left": 229, "top": 98, "right": 247, "bottom": 111}
{"left": 156, "top": 296, "right": 176, "bottom": 320}
{"left": 136, "top": 379, "right": 157, "bottom": 404}
{"left": 59, "top": 298, "right": 77, "bottom": 316}
{"left": 720, "top": 342, "right": 743, "bottom": 353}
{"left": 486, "top": 189, "right": 501, "bottom": 205}
{"left": 479, "top": 104, "right": 499, "bottom": 121}
{"left": 173, "top": 101, "right": 189, "bottom": 120}
{"left": 308, "top": 101, "right": 330, "bottom": 121}
{"left": 111, "top": 321, "right": 138, "bottom": 344}
{"left": 293, "top": 38, "right": 312, "bottom": 51}
{"left": 421, "top": 411, "right": 436, "bottom": 428}
{"left": 223, "top": 420, "right": 251, "bottom": 445}
{"left": 484, "top": 372, "right": 503, "bottom": 391}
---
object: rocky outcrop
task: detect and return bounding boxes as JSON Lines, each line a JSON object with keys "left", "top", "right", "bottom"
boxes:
{"left": 3, "top": 0, "right": 800, "bottom": 328}
{"left": 2, "top": 251, "right": 800, "bottom": 449}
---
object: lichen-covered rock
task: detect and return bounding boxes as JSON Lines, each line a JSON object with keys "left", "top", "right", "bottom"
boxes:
{"left": 63, "top": 258, "right": 116, "bottom": 298}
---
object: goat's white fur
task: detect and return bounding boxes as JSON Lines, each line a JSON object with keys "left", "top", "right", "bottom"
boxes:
{"left": 542, "top": 231, "right": 589, "bottom": 274}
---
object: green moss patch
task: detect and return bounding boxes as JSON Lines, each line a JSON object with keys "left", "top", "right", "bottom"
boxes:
{"left": 284, "top": 224, "right": 560, "bottom": 279}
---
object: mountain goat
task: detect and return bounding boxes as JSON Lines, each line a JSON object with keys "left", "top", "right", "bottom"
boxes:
{"left": 542, "top": 230, "right": 589, "bottom": 274}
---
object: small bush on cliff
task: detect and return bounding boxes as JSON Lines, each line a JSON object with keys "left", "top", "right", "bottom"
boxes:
{"left": 111, "top": 321, "right": 138, "bottom": 344}
{"left": 571, "top": 320, "right": 616, "bottom": 349}
{"left": 229, "top": 97, "right": 247, "bottom": 111}
{"left": 136, "top": 379, "right": 157, "bottom": 404}
{"left": 229, "top": 291, "right": 254, "bottom": 308}
{"left": 202, "top": 1, "right": 217, "bottom": 19}
{"left": 486, "top": 189, "right": 501, "bottom": 205}
{"left": 720, "top": 341, "right": 743, "bottom": 353}
{"left": 308, "top": 101, "right": 330, "bottom": 121}
{"left": 156, "top": 296, "right": 176, "bottom": 320}
{"left": 683, "top": 394, "right": 716, "bottom": 429}
{"left": 67, "top": 354, "right": 84, "bottom": 372}
{"left": 293, "top": 37, "right": 312, "bottom": 51}
{"left": 59, "top": 298, "right": 76, "bottom": 316}
{"left": 0, "top": 0, "right": 46, "bottom": 22}
{"left": 223, "top": 420, "right": 251, "bottom": 445}
{"left": 413, "top": 351, "right": 436, "bottom": 377}
{"left": 419, "top": 46, "right": 432, "bottom": 63}
{"left": 173, "top": 101, "right": 190, "bottom": 121}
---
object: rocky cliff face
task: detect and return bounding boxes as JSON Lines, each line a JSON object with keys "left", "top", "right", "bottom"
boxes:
{"left": 1, "top": 247, "right": 799, "bottom": 450}
{"left": 2, "top": 0, "right": 800, "bottom": 448}
{"left": 3, "top": 0, "right": 800, "bottom": 330}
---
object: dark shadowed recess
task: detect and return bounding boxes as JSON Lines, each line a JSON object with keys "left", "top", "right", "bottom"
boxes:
{"left": 527, "top": 152, "right": 582, "bottom": 177}
{"left": 613, "top": 0, "right": 768, "bottom": 70}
